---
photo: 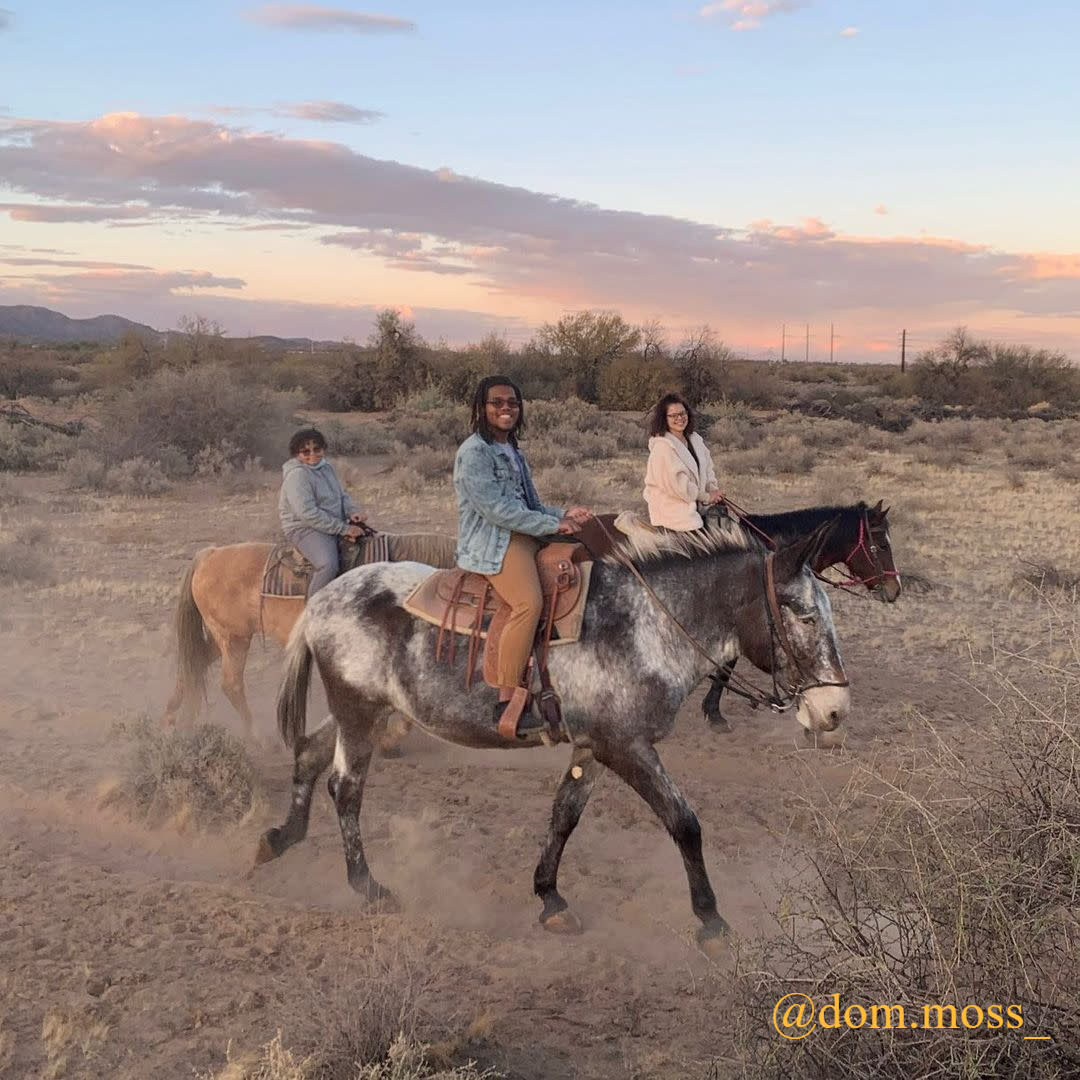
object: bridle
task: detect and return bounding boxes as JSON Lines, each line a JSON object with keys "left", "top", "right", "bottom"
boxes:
{"left": 593, "top": 517, "right": 847, "bottom": 714}
{"left": 813, "top": 508, "right": 900, "bottom": 595}
{"left": 720, "top": 498, "right": 898, "bottom": 600}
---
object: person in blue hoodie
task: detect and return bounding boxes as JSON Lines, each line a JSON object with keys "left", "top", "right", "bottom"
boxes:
{"left": 279, "top": 427, "right": 367, "bottom": 595}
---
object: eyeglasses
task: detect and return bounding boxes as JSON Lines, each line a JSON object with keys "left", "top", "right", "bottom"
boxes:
{"left": 666, "top": 411, "right": 688, "bottom": 421}
{"left": 486, "top": 398, "right": 521, "bottom": 410}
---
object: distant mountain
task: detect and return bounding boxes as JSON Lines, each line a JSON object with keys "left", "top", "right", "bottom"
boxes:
{"left": 0, "top": 305, "right": 164, "bottom": 344}
{"left": 0, "top": 305, "right": 336, "bottom": 350}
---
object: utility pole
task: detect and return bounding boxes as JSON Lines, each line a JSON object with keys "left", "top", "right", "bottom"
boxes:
{"left": 830, "top": 323, "right": 835, "bottom": 363}
{"left": 805, "top": 323, "right": 809, "bottom": 363}
{"left": 781, "top": 323, "right": 786, "bottom": 362}
{"left": 900, "top": 328, "right": 907, "bottom": 373}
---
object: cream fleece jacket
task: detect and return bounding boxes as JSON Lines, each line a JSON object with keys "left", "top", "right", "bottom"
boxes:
{"left": 643, "top": 431, "right": 719, "bottom": 531}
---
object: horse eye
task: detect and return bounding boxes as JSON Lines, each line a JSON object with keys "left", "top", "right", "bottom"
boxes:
{"left": 799, "top": 614, "right": 817, "bottom": 625}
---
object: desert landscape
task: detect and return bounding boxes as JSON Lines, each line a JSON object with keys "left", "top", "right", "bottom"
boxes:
{"left": 2, "top": 345, "right": 1078, "bottom": 1077}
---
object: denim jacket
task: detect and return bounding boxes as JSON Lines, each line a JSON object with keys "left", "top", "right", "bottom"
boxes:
{"left": 453, "top": 433, "right": 563, "bottom": 574}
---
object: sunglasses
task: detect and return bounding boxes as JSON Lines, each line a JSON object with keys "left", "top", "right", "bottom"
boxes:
{"left": 667, "top": 411, "right": 689, "bottom": 421}
{"left": 486, "top": 397, "right": 521, "bottom": 410}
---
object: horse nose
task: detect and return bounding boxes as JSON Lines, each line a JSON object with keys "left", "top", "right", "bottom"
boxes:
{"left": 824, "top": 709, "right": 841, "bottom": 731}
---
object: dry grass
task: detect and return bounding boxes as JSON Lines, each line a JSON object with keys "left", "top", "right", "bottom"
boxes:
{"left": 729, "top": 601, "right": 1080, "bottom": 1078}
{"left": 0, "top": 521, "right": 54, "bottom": 585}
{"left": 102, "top": 714, "right": 267, "bottom": 830}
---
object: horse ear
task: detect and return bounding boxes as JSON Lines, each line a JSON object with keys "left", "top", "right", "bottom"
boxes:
{"left": 773, "top": 520, "right": 834, "bottom": 581}
{"left": 872, "top": 499, "right": 884, "bottom": 513}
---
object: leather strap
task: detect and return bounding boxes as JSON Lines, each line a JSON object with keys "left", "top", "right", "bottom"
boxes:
{"left": 497, "top": 685, "right": 531, "bottom": 740}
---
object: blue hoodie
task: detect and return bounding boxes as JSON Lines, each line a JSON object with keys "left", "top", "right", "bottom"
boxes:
{"left": 278, "top": 457, "right": 359, "bottom": 537}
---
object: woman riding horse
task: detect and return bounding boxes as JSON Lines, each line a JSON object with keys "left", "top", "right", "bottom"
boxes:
{"left": 279, "top": 427, "right": 367, "bottom": 596}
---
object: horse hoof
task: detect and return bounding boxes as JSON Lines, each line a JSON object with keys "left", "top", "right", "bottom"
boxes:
{"left": 368, "top": 891, "right": 401, "bottom": 915}
{"left": 541, "top": 910, "right": 583, "bottom": 935}
{"left": 697, "top": 923, "right": 732, "bottom": 961}
{"left": 379, "top": 744, "right": 403, "bottom": 760}
{"left": 707, "top": 716, "right": 732, "bottom": 733}
{"left": 253, "top": 829, "right": 282, "bottom": 866}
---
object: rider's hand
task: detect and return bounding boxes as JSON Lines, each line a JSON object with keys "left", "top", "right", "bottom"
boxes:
{"left": 348, "top": 513, "right": 367, "bottom": 525}
{"left": 706, "top": 491, "right": 725, "bottom": 505}
{"left": 556, "top": 516, "right": 580, "bottom": 535}
{"left": 343, "top": 524, "right": 365, "bottom": 541}
{"left": 565, "top": 506, "right": 593, "bottom": 524}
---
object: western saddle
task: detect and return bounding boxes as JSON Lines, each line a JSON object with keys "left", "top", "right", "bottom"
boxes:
{"left": 403, "top": 541, "right": 593, "bottom": 742}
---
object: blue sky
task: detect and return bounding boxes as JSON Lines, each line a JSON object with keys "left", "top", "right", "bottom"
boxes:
{"left": 2, "top": 2, "right": 1078, "bottom": 359}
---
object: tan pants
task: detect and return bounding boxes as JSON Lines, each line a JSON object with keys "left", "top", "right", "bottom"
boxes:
{"left": 486, "top": 533, "right": 543, "bottom": 688}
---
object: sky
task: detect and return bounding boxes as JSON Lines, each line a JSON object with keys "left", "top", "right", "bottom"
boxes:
{"left": 1, "top": 1, "right": 1079, "bottom": 362}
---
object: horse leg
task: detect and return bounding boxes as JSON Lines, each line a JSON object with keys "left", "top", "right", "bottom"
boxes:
{"left": 219, "top": 636, "right": 256, "bottom": 739}
{"left": 255, "top": 714, "right": 337, "bottom": 865}
{"left": 377, "top": 713, "right": 411, "bottom": 758}
{"left": 702, "top": 659, "right": 737, "bottom": 732}
{"left": 534, "top": 747, "right": 601, "bottom": 934}
{"left": 593, "top": 739, "right": 730, "bottom": 954}
{"left": 328, "top": 705, "right": 396, "bottom": 908}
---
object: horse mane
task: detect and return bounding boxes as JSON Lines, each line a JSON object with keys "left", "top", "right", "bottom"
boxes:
{"left": 748, "top": 502, "right": 869, "bottom": 545}
{"left": 604, "top": 511, "right": 750, "bottom": 568}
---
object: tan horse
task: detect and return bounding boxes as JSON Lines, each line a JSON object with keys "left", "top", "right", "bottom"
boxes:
{"left": 163, "top": 534, "right": 457, "bottom": 744}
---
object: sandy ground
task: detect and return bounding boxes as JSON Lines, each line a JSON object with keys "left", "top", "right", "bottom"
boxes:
{"left": 2, "top": 441, "right": 1075, "bottom": 1079}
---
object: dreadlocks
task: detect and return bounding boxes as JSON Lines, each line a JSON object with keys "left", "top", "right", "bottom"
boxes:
{"left": 469, "top": 374, "right": 527, "bottom": 446}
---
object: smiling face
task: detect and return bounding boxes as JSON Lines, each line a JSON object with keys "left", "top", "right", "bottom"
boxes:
{"left": 484, "top": 383, "right": 521, "bottom": 437}
{"left": 665, "top": 402, "right": 689, "bottom": 436}
{"left": 295, "top": 439, "right": 325, "bottom": 464}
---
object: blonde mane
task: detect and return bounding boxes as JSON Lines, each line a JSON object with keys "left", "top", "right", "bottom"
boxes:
{"left": 605, "top": 511, "right": 750, "bottom": 566}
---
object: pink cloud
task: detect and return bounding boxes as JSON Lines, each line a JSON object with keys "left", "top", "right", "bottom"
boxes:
{"left": 874, "top": 203, "right": 888, "bottom": 215}
{"left": 840, "top": 26, "right": 859, "bottom": 38}
{"left": 2, "top": 111, "right": 1079, "bottom": 349}
{"left": 0, "top": 202, "right": 153, "bottom": 223}
{"left": 699, "top": 1, "right": 807, "bottom": 31}
{"left": 245, "top": 5, "right": 416, "bottom": 32}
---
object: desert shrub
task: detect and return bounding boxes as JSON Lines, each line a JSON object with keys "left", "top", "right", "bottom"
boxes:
{"left": 0, "top": 419, "right": 76, "bottom": 471}
{"left": 65, "top": 449, "right": 110, "bottom": 490}
{"left": 767, "top": 412, "right": 862, "bottom": 451}
{"left": 0, "top": 522, "right": 53, "bottom": 584}
{"left": 1054, "top": 460, "right": 1080, "bottom": 483}
{"left": 699, "top": 410, "right": 763, "bottom": 453}
{"left": 0, "top": 474, "right": 24, "bottom": 506}
{"left": 319, "top": 419, "right": 396, "bottom": 457}
{"left": 1004, "top": 431, "right": 1061, "bottom": 471}
{"left": 531, "top": 466, "right": 603, "bottom": 508}
{"left": 597, "top": 351, "right": 678, "bottom": 410}
{"left": 909, "top": 443, "right": 966, "bottom": 469}
{"left": 527, "top": 398, "right": 645, "bottom": 453}
{"left": 730, "top": 611, "right": 1080, "bottom": 1079}
{"left": 720, "top": 361, "right": 792, "bottom": 408}
{"left": 105, "top": 715, "right": 265, "bottom": 829}
{"left": 724, "top": 435, "right": 816, "bottom": 475}
{"left": 91, "top": 365, "right": 301, "bottom": 470}
{"left": 109, "top": 456, "right": 173, "bottom": 495}
{"left": 66, "top": 451, "right": 172, "bottom": 495}
{"left": 388, "top": 405, "right": 469, "bottom": 452}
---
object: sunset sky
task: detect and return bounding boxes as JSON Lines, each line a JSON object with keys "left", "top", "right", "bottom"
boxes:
{"left": 2, "top": 2, "right": 1078, "bottom": 361}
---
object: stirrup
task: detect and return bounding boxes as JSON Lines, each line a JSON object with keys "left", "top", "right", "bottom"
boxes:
{"left": 496, "top": 687, "right": 538, "bottom": 740}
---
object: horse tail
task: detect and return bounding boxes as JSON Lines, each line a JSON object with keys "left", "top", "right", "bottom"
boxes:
{"left": 170, "top": 554, "right": 216, "bottom": 718}
{"left": 277, "top": 612, "right": 313, "bottom": 750}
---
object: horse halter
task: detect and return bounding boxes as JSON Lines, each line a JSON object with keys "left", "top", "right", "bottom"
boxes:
{"left": 814, "top": 508, "right": 899, "bottom": 593}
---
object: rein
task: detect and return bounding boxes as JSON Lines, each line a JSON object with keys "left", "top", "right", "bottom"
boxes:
{"left": 592, "top": 517, "right": 828, "bottom": 713}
